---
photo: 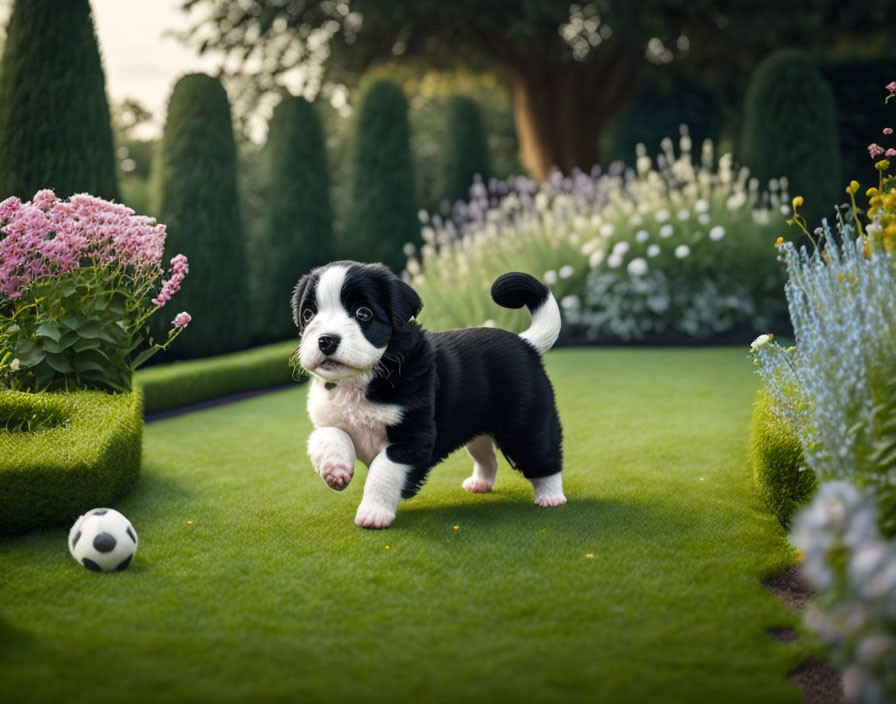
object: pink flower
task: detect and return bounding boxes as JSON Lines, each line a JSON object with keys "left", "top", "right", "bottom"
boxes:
{"left": 869, "top": 143, "right": 885, "bottom": 158}
{"left": 887, "top": 81, "right": 896, "bottom": 94}
{"left": 173, "top": 312, "right": 191, "bottom": 328}
{"left": 884, "top": 128, "right": 894, "bottom": 135}
{"left": 151, "top": 254, "right": 189, "bottom": 307}
{"left": 887, "top": 149, "right": 896, "bottom": 158}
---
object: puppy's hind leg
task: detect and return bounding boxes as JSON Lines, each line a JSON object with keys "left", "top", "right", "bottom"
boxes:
{"left": 462, "top": 435, "right": 498, "bottom": 494}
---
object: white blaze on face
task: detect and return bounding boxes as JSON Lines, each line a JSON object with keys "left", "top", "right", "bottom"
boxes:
{"left": 299, "top": 265, "right": 387, "bottom": 380}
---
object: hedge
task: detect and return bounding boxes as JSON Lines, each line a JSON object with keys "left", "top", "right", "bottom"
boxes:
{"left": 342, "top": 79, "right": 419, "bottom": 273}
{"left": 136, "top": 340, "right": 299, "bottom": 414}
{"left": 0, "top": 0, "right": 118, "bottom": 200}
{"left": 0, "top": 389, "right": 142, "bottom": 536}
{"left": 442, "top": 95, "right": 491, "bottom": 204}
{"left": 749, "top": 388, "right": 815, "bottom": 528}
{"left": 150, "top": 73, "right": 249, "bottom": 359}
{"left": 740, "top": 49, "right": 841, "bottom": 229}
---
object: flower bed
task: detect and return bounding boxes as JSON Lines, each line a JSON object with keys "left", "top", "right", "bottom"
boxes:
{"left": 408, "top": 131, "right": 788, "bottom": 341}
{"left": 0, "top": 388, "right": 142, "bottom": 536}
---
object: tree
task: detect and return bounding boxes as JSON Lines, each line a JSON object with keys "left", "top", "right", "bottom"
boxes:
{"left": 258, "top": 95, "right": 333, "bottom": 341}
{"left": 151, "top": 73, "right": 249, "bottom": 359}
{"left": 342, "top": 80, "right": 418, "bottom": 272}
{"left": 0, "top": 0, "right": 118, "bottom": 200}
{"left": 442, "top": 95, "right": 490, "bottom": 203}
{"left": 184, "top": 0, "right": 896, "bottom": 181}
{"left": 741, "top": 50, "right": 841, "bottom": 228}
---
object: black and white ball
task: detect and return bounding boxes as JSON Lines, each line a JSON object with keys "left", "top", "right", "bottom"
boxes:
{"left": 68, "top": 508, "right": 138, "bottom": 572}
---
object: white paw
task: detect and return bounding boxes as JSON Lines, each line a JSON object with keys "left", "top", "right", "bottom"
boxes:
{"left": 462, "top": 477, "right": 494, "bottom": 493}
{"left": 319, "top": 462, "right": 354, "bottom": 492}
{"left": 534, "top": 494, "right": 567, "bottom": 507}
{"left": 354, "top": 502, "right": 396, "bottom": 529}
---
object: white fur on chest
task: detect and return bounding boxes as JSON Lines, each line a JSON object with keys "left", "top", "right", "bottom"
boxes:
{"left": 307, "top": 376, "right": 403, "bottom": 467}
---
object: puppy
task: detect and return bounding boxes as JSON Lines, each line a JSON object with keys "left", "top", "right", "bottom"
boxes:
{"left": 292, "top": 261, "right": 565, "bottom": 529}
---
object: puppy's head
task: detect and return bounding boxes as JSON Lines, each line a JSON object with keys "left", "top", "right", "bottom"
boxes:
{"left": 291, "top": 261, "right": 422, "bottom": 381}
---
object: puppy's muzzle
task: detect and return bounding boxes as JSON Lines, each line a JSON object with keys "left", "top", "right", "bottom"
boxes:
{"left": 318, "top": 334, "right": 341, "bottom": 356}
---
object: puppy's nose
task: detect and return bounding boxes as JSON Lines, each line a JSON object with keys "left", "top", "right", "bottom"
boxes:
{"left": 318, "top": 334, "right": 341, "bottom": 356}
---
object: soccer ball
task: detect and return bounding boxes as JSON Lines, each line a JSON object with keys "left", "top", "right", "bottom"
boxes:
{"left": 68, "top": 508, "right": 138, "bottom": 572}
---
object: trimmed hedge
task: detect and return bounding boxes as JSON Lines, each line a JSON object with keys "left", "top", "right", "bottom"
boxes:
{"left": 0, "top": 0, "right": 118, "bottom": 200}
{"left": 151, "top": 73, "right": 249, "bottom": 359}
{"left": 442, "top": 95, "right": 491, "bottom": 204}
{"left": 342, "top": 79, "right": 419, "bottom": 273}
{"left": 741, "top": 50, "right": 841, "bottom": 228}
{"left": 258, "top": 96, "right": 333, "bottom": 341}
{"left": 0, "top": 389, "right": 142, "bottom": 536}
{"left": 749, "top": 389, "right": 815, "bottom": 528}
{"left": 136, "top": 340, "right": 299, "bottom": 414}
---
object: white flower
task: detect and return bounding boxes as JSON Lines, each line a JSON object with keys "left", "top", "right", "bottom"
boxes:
{"left": 417, "top": 210, "right": 429, "bottom": 224}
{"left": 647, "top": 244, "right": 660, "bottom": 258}
{"left": 698, "top": 213, "right": 712, "bottom": 225}
{"left": 403, "top": 242, "right": 417, "bottom": 257}
{"left": 780, "top": 204, "right": 791, "bottom": 216}
{"left": 534, "top": 193, "right": 549, "bottom": 211}
{"left": 654, "top": 208, "right": 670, "bottom": 222}
{"left": 588, "top": 250, "right": 604, "bottom": 269}
{"left": 600, "top": 222, "right": 615, "bottom": 237}
{"left": 629, "top": 213, "right": 643, "bottom": 226}
{"left": 559, "top": 264, "right": 574, "bottom": 279}
{"left": 674, "top": 244, "right": 690, "bottom": 259}
{"left": 677, "top": 209, "right": 690, "bottom": 221}
{"left": 636, "top": 229, "right": 650, "bottom": 243}
{"left": 694, "top": 199, "right": 709, "bottom": 213}
{"left": 543, "top": 269, "right": 558, "bottom": 284}
{"left": 709, "top": 226, "right": 726, "bottom": 241}
{"left": 612, "top": 241, "right": 630, "bottom": 255}
{"left": 659, "top": 224, "right": 674, "bottom": 238}
{"left": 560, "top": 295, "right": 580, "bottom": 309}
{"left": 406, "top": 258, "right": 420, "bottom": 274}
{"left": 750, "top": 333, "right": 771, "bottom": 351}
{"left": 607, "top": 253, "right": 623, "bottom": 269}
{"left": 627, "top": 257, "right": 648, "bottom": 276}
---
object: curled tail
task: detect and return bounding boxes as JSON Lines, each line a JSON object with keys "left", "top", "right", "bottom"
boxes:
{"left": 490, "top": 272, "right": 561, "bottom": 355}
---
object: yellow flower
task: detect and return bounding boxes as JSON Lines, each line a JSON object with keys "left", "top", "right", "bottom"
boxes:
{"left": 775, "top": 236, "right": 784, "bottom": 247}
{"left": 384, "top": 545, "right": 391, "bottom": 550}
{"left": 185, "top": 520, "right": 193, "bottom": 525}
{"left": 846, "top": 180, "right": 860, "bottom": 195}
{"left": 875, "top": 159, "right": 890, "bottom": 171}
{"left": 585, "top": 553, "right": 595, "bottom": 559}
{"left": 792, "top": 196, "right": 804, "bottom": 209}
{"left": 453, "top": 525, "right": 459, "bottom": 531}
{"left": 867, "top": 187, "right": 879, "bottom": 197}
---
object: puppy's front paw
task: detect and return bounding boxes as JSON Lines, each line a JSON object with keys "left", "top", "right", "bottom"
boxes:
{"left": 320, "top": 462, "right": 353, "bottom": 492}
{"left": 462, "top": 477, "right": 493, "bottom": 493}
{"left": 534, "top": 493, "right": 567, "bottom": 507}
{"left": 354, "top": 501, "right": 396, "bottom": 529}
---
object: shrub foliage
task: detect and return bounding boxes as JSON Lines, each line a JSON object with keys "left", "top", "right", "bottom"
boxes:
{"left": 0, "top": 389, "right": 142, "bottom": 536}
{"left": 151, "top": 74, "right": 249, "bottom": 359}
{"left": 0, "top": 0, "right": 118, "bottom": 200}
{"left": 741, "top": 49, "right": 841, "bottom": 228}
{"left": 442, "top": 95, "right": 490, "bottom": 204}
{"left": 258, "top": 96, "right": 333, "bottom": 340}
{"left": 343, "top": 79, "right": 419, "bottom": 273}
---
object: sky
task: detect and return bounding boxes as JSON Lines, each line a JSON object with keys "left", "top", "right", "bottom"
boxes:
{"left": 90, "top": 0, "right": 219, "bottom": 139}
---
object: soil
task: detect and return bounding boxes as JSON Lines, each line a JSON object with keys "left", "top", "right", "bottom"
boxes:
{"left": 762, "top": 566, "right": 845, "bottom": 704}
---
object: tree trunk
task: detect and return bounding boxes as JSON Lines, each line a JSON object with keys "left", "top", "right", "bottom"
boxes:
{"left": 508, "top": 48, "right": 644, "bottom": 181}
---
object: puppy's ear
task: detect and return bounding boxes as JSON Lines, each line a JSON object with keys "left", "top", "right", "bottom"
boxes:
{"left": 291, "top": 274, "right": 313, "bottom": 330}
{"left": 390, "top": 277, "right": 422, "bottom": 327}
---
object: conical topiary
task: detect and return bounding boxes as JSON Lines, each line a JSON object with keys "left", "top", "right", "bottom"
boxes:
{"left": 150, "top": 73, "right": 249, "bottom": 359}
{"left": 342, "top": 79, "right": 419, "bottom": 273}
{"left": 741, "top": 50, "right": 842, "bottom": 228}
{"left": 258, "top": 95, "right": 333, "bottom": 340}
{"left": 442, "top": 95, "right": 491, "bottom": 204}
{"left": 0, "top": 0, "right": 118, "bottom": 200}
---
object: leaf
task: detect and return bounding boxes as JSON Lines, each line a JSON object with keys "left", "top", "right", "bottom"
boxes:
{"left": 58, "top": 312, "right": 83, "bottom": 331}
{"left": 35, "top": 322, "right": 62, "bottom": 342}
{"left": 44, "top": 353, "right": 73, "bottom": 374}
{"left": 72, "top": 337, "right": 101, "bottom": 353}
{"left": 72, "top": 350, "right": 110, "bottom": 375}
{"left": 130, "top": 346, "right": 159, "bottom": 369}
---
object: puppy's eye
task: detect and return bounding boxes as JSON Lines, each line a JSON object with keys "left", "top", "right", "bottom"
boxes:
{"left": 302, "top": 308, "right": 315, "bottom": 324}
{"left": 355, "top": 306, "right": 373, "bottom": 322}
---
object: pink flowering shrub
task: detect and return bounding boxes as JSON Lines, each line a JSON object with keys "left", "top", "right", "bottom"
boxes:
{"left": 0, "top": 189, "right": 191, "bottom": 392}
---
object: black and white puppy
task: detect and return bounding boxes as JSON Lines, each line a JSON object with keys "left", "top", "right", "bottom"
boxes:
{"left": 291, "top": 261, "right": 565, "bottom": 529}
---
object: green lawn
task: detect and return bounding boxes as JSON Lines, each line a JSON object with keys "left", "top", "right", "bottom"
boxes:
{"left": 0, "top": 348, "right": 806, "bottom": 703}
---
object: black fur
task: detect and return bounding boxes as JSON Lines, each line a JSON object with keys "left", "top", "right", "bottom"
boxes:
{"left": 296, "top": 262, "right": 562, "bottom": 499}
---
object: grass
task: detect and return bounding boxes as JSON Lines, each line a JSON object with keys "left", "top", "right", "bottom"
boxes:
{"left": 0, "top": 348, "right": 807, "bottom": 703}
